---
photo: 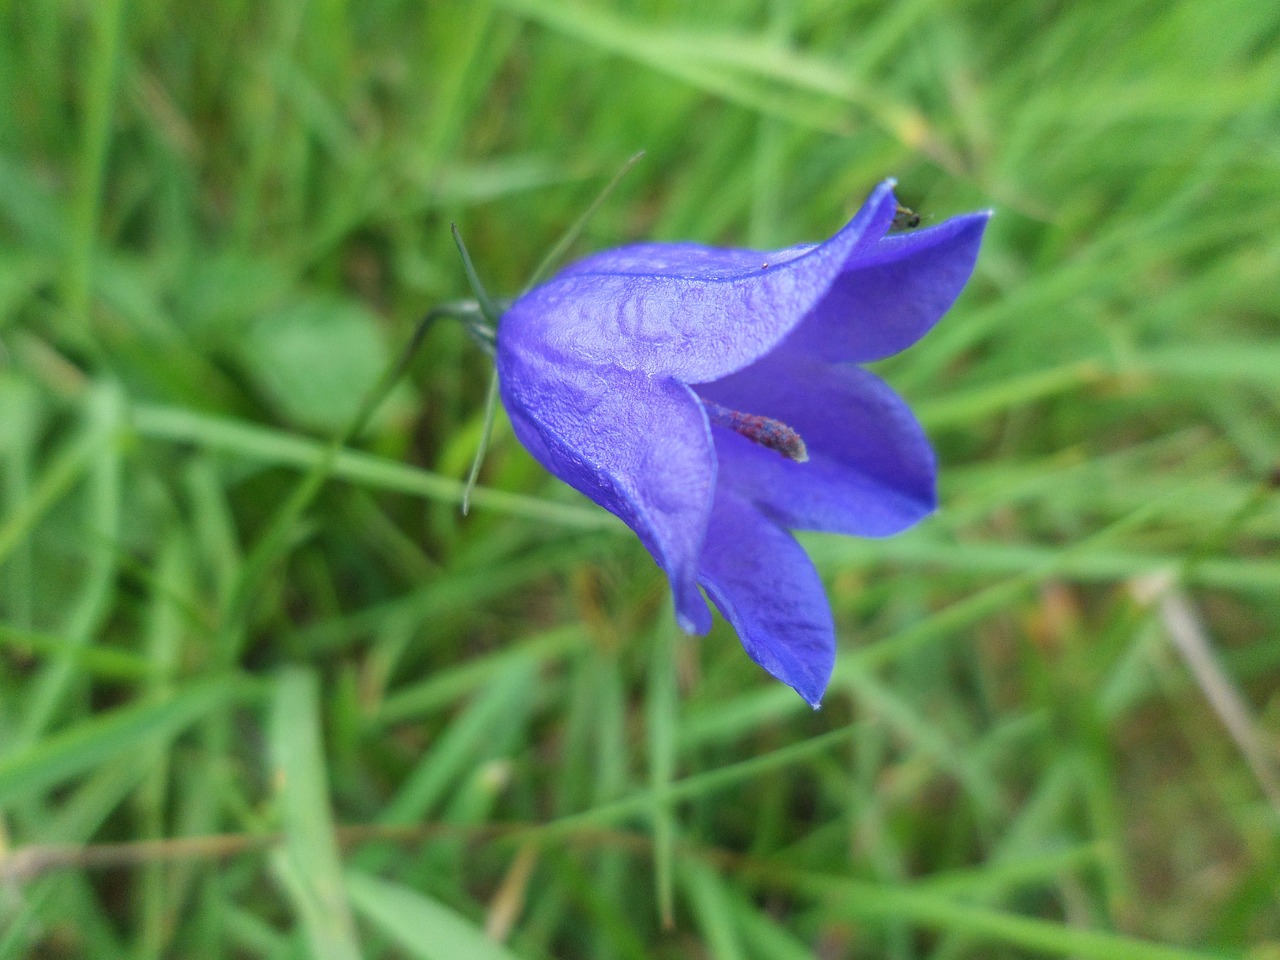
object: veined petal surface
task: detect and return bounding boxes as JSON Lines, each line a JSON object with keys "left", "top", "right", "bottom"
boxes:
{"left": 500, "top": 182, "right": 900, "bottom": 384}
{"left": 499, "top": 350, "right": 716, "bottom": 634}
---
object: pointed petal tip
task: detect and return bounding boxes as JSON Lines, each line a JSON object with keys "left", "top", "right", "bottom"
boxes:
{"left": 953, "top": 208, "right": 994, "bottom": 246}
{"left": 758, "top": 653, "right": 830, "bottom": 708}
{"left": 674, "top": 584, "right": 713, "bottom": 636}
{"left": 792, "top": 671, "right": 831, "bottom": 709}
{"left": 870, "top": 179, "right": 899, "bottom": 203}
{"left": 964, "top": 209, "right": 996, "bottom": 231}
{"left": 675, "top": 610, "right": 706, "bottom": 635}
{"left": 950, "top": 208, "right": 995, "bottom": 227}
{"left": 698, "top": 492, "right": 836, "bottom": 709}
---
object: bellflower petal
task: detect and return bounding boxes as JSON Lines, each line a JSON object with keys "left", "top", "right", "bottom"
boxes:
{"left": 697, "top": 488, "right": 835, "bottom": 707}
{"left": 499, "top": 348, "right": 715, "bottom": 633}
{"left": 555, "top": 180, "right": 896, "bottom": 281}
{"left": 782, "top": 211, "right": 991, "bottom": 363}
{"left": 698, "top": 351, "right": 935, "bottom": 537}
{"left": 501, "top": 181, "right": 900, "bottom": 384}
{"left": 496, "top": 182, "right": 988, "bottom": 705}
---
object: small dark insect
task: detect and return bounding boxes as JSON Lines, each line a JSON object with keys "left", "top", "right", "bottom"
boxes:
{"left": 892, "top": 204, "right": 921, "bottom": 230}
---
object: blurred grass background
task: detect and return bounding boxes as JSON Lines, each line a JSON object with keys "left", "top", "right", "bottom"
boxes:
{"left": 1, "top": 0, "right": 1278, "bottom": 957}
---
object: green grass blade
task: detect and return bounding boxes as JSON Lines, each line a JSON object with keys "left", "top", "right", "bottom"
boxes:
{"left": 130, "top": 402, "right": 613, "bottom": 530}
{"left": 346, "top": 870, "right": 521, "bottom": 960}
{"left": 523, "top": 150, "right": 645, "bottom": 291}
{"left": 0, "top": 678, "right": 250, "bottom": 806}
{"left": 268, "top": 667, "right": 362, "bottom": 960}
{"left": 646, "top": 619, "right": 678, "bottom": 928}
{"left": 777, "top": 872, "right": 1232, "bottom": 960}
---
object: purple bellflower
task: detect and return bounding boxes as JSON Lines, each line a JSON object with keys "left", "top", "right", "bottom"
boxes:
{"left": 497, "top": 181, "right": 989, "bottom": 707}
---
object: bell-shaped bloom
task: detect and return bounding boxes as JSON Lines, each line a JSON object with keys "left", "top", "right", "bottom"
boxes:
{"left": 497, "top": 181, "right": 989, "bottom": 707}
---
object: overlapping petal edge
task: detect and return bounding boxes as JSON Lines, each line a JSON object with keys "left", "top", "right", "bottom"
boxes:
{"left": 497, "top": 181, "right": 990, "bottom": 707}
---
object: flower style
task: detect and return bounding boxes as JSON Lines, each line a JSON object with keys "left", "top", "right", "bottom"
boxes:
{"left": 497, "top": 181, "right": 989, "bottom": 707}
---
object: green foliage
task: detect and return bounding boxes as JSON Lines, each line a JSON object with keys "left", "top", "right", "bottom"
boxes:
{"left": 1, "top": 0, "right": 1278, "bottom": 958}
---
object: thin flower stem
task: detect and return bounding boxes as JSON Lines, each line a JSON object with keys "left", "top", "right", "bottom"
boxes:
{"left": 451, "top": 223, "right": 502, "bottom": 325}
{"left": 343, "top": 303, "right": 468, "bottom": 446}
{"left": 212, "top": 303, "right": 458, "bottom": 659}
{"left": 463, "top": 316, "right": 497, "bottom": 357}
{"left": 523, "top": 150, "right": 646, "bottom": 292}
{"left": 462, "top": 366, "right": 501, "bottom": 516}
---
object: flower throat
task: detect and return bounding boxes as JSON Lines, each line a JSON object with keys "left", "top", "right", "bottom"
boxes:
{"left": 700, "top": 398, "right": 809, "bottom": 463}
